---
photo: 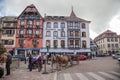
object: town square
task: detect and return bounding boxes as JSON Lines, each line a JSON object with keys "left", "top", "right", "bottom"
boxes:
{"left": 0, "top": 0, "right": 120, "bottom": 80}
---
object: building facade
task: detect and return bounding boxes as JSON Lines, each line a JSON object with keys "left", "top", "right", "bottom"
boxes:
{"left": 15, "top": 4, "right": 43, "bottom": 56}
{"left": 42, "top": 10, "right": 91, "bottom": 54}
{"left": 67, "top": 10, "right": 91, "bottom": 54}
{"left": 94, "top": 30, "right": 119, "bottom": 55}
{"left": 43, "top": 16, "right": 67, "bottom": 48}
{"left": 1, "top": 16, "right": 17, "bottom": 52}
{"left": 0, "top": 18, "right": 2, "bottom": 44}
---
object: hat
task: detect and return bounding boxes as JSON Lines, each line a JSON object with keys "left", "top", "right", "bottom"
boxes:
{"left": 4, "top": 53, "right": 8, "bottom": 56}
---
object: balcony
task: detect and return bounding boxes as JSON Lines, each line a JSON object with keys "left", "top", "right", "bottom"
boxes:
{"left": 34, "top": 34, "right": 40, "bottom": 38}
{"left": 19, "top": 34, "right": 24, "bottom": 38}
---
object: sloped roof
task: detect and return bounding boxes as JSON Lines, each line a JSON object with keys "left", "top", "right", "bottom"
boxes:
{"left": 67, "top": 10, "right": 91, "bottom": 23}
{"left": 18, "top": 4, "right": 42, "bottom": 19}
{"left": 103, "top": 30, "right": 116, "bottom": 34}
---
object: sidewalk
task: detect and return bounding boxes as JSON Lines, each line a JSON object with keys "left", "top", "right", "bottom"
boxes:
{"left": 1, "top": 61, "right": 57, "bottom": 80}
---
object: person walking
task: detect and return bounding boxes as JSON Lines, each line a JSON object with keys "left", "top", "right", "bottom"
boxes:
{"left": 0, "top": 53, "right": 7, "bottom": 77}
{"left": 28, "top": 54, "right": 33, "bottom": 71}
{"left": 6, "top": 52, "right": 12, "bottom": 76}
{"left": 37, "top": 54, "right": 42, "bottom": 72}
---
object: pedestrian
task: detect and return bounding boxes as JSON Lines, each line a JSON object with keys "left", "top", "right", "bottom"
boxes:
{"left": 28, "top": 54, "right": 33, "bottom": 71}
{"left": 42, "top": 54, "right": 46, "bottom": 64}
{"left": 6, "top": 51, "right": 12, "bottom": 76}
{"left": 37, "top": 53, "right": 42, "bottom": 72}
{"left": 0, "top": 53, "right": 7, "bottom": 77}
{"left": 23, "top": 54, "right": 26, "bottom": 64}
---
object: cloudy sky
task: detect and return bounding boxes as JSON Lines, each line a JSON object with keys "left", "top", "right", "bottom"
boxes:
{"left": 0, "top": 0, "right": 120, "bottom": 39}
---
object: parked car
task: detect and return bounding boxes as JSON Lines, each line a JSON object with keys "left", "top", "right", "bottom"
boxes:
{"left": 96, "top": 53, "right": 107, "bottom": 57}
{"left": 12, "top": 54, "right": 26, "bottom": 61}
{"left": 112, "top": 53, "right": 120, "bottom": 59}
{"left": 118, "top": 58, "right": 120, "bottom": 62}
{"left": 78, "top": 55, "right": 87, "bottom": 60}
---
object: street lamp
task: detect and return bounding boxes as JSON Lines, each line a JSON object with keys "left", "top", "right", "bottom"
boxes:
{"left": 42, "top": 46, "right": 49, "bottom": 74}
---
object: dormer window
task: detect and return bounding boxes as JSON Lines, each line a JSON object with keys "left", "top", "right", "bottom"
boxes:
{"left": 47, "top": 22, "right": 51, "bottom": 28}
{"left": 82, "top": 23, "right": 86, "bottom": 29}
{"left": 54, "top": 22, "right": 58, "bottom": 28}
{"left": 54, "top": 16, "right": 58, "bottom": 20}
{"left": 60, "top": 16, "right": 64, "bottom": 20}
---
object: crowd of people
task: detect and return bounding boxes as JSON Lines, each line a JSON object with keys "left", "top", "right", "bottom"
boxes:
{"left": 28, "top": 53, "right": 43, "bottom": 72}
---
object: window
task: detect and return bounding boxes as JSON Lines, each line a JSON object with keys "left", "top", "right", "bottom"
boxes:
{"left": 61, "top": 40, "right": 65, "bottom": 48}
{"left": 111, "top": 38, "right": 114, "bottom": 42}
{"left": 75, "top": 22, "right": 79, "bottom": 27}
{"left": 46, "top": 31, "right": 51, "bottom": 37}
{"left": 20, "top": 21, "right": 24, "bottom": 25}
{"left": 107, "top": 38, "right": 110, "bottom": 42}
{"left": 70, "top": 31, "right": 74, "bottom": 36}
{"left": 36, "top": 21, "right": 40, "bottom": 26}
{"left": 1, "top": 40, "right": 14, "bottom": 45}
{"left": 112, "top": 44, "right": 114, "bottom": 47}
{"left": 10, "top": 23, "right": 14, "bottom": 27}
{"left": 82, "top": 40, "right": 86, "bottom": 48}
{"left": 70, "top": 22, "right": 73, "bottom": 27}
{"left": 46, "top": 40, "right": 50, "bottom": 47}
{"left": 54, "top": 40, "right": 58, "bottom": 48}
{"left": 47, "top": 22, "right": 51, "bottom": 28}
{"left": 115, "top": 44, "right": 118, "bottom": 48}
{"left": 54, "top": 22, "right": 58, "bottom": 28}
{"left": 70, "top": 40, "right": 74, "bottom": 47}
{"left": 115, "top": 38, "right": 118, "bottom": 42}
{"left": 75, "top": 40, "right": 79, "bottom": 48}
{"left": 82, "top": 23, "right": 86, "bottom": 29}
{"left": 3, "top": 23, "right": 6, "bottom": 27}
{"left": 20, "top": 30, "right": 24, "bottom": 34}
{"left": 61, "top": 31, "right": 65, "bottom": 37}
{"left": 28, "top": 20, "right": 33, "bottom": 25}
{"left": 27, "top": 29, "right": 32, "bottom": 34}
{"left": 61, "top": 22, "right": 65, "bottom": 28}
{"left": 2, "top": 30, "right": 15, "bottom": 35}
{"left": 75, "top": 31, "right": 79, "bottom": 36}
{"left": 8, "top": 40, "right": 14, "bottom": 45}
{"left": 53, "top": 31, "right": 58, "bottom": 37}
{"left": 82, "top": 32, "right": 86, "bottom": 37}
{"left": 35, "top": 30, "right": 39, "bottom": 35}
{"left": 19, "top": 39, "right": 25, "bottom": 44}
{"left": 32, "top": 40, "right": 38, "bottom": 46}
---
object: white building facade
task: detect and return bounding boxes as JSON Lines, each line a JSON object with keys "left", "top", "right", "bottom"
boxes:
{"left": 43, "top": 16, "right": 67, "bottom": 52}
{"left": 42, "top": 10, "right": 91, "bottom": 54}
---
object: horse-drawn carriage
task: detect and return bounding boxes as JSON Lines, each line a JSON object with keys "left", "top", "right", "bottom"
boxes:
{"left": 49, "top": 54, "right": 79, "bottom": 71}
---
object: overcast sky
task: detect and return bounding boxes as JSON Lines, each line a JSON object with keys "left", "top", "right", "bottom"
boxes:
{"left": 0, "top": 0, "right": 120, "bottom": 39}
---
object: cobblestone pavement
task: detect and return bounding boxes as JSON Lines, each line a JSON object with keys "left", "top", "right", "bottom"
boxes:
{"left": 1, "top": 61, "right": 57, "bottom": 80}
{"left": 1, "top": 56, "right": 120, "bottom": 80}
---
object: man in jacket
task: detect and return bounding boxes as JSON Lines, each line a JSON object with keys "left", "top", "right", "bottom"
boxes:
{"left": 6, "top": 52, "right": 12, "bottom": 76}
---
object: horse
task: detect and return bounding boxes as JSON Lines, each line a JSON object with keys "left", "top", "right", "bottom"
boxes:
{"left": 51, "top": 54, "right": 70, "bottom": 71}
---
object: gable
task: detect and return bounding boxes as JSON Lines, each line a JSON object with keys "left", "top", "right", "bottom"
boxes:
{"left": 18, "top": 4, "right": 42, "bottom": 20}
